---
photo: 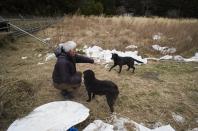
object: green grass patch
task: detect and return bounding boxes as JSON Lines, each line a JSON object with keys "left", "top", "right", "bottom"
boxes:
{"left": 138, "top": 62, "right": 198, "bottom": 76}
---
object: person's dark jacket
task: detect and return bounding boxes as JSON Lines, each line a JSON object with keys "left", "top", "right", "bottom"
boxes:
{"left": 52, "top": 52, "right": 94, "bottom": 84}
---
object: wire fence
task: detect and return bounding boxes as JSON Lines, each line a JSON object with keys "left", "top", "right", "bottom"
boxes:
{"left": 0, "top": 17, "right": 62, "bottom": 38}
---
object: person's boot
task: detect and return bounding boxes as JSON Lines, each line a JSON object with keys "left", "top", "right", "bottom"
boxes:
{"left": 61, "top": 90, "right": 74, "bottom": 99}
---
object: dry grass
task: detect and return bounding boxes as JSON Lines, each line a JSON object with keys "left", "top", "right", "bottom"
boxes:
{"left": 40, "top": 15, "right": 198, "bottom": 57}
{"left": 0, "top": 16, "right": 198, "bottom": 131}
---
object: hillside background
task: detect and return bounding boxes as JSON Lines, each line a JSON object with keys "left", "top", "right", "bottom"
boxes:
{"left": 1, "top": 0, "right": 198, "bottom": 18}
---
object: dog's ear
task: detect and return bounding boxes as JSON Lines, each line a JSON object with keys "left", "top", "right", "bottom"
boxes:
{"left": 83, "top": 70, "right": 88, "bottom": 76}
{"left": 89, "top": 70, "right": 95, "bottom": 76}
{"left": 83, "top": 70, "right": 95, "bottom": 80}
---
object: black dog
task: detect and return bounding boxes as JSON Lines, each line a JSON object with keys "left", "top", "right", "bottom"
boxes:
{"left": 109, "top": 53, "right": 143, "bottom": 73}
{"left": 83, "top": 70, "right": 119, "bottom": 112}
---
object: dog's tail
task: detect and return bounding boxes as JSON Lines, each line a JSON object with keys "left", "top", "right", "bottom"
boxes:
{"left": 133, "top": 58, "right": 143, "bottom": 63}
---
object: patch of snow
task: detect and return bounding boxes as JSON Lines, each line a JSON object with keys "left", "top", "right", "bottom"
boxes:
{"left": 153, "top": 34, "right": 161, "bottom": 40}
{"left": 188, "top": 128, "right": 198, "bottom": 131}
{"left": 84, "top": 46, "right": 147, "bottom": 65}
{"left": 58, "top": 43, "right": 64, "bottom": 47}
{"left": 195, "top": 118, "right": 198, "bottom": 123}
{"left": 112, "top": 116, "right": 175, "bottom": 131}
{"left": 43, "top": 38, "right": 51, "bottom": 42}
{"left": 83, "top": 45, "right": 88, "bottom": 49}
{"left": 152, "top": 45, "right": 176, "bottom": 54}
{"left": 112, "top": 116, "right": 173, "bottom": 131}
{"left": 140, "top": 123, "right": 145, "bottom": 126}
{"left": 113, "top": 117, "right": 139, "bottom": 131}
{"left": 83, "top": 120, "right": 114, "bottom": 131}
{"left": 94, "top": 59, "right": 101, "bottom": 63}
{"left": 146, "top": 58, "right": 160, "bottom": 61}
{"left": 21, "top": 56, "right": 27, "bottom": 60}
{"left": 87, "top": 115, "right": 176, "bottom": 131}
{"left": 172, "top": 112, "right": 185, "bottom": 123}
{"left": 105, "top": 64, "right": 111, "bottom": 69}
{"left": 184, "top": 52, "right": 198, "bottom": 62}
{"left": 37, "top": 62, "right": 45, "bottom": 65}
{"left": 173, "top": 55, "right": 185, "bottom": 61}
{"left": 45, "top": 53, "right": 56, "bottom": 61}
{"left": 148, "top": 52, "right": 198, "bottom": 63}
{"left": 38, "top": 54, "right": 42, "bottom": 57}
{"left": 160, "top": 55, "right": 173, "bottom": 60}
{"left": 151, "top": 122, "right": 163, "bottom": 129}
{"left": 7, "top": 101, "right": 89, "bottom": 131}
{"left": 166, "top": 48, "right": 176, "bottom": 54}
{"left": 126, "top": 45, "right": 138, "bottom": 49}
{"left": 152, "top": 45, "right": 167, "bottom": 51}
{"left": 152, "top": 125, "right": 175, "bottom": 131}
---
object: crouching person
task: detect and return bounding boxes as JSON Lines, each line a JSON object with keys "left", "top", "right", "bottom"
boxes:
{"left": 52, "top": 41, "right": 94, "bottom": 99}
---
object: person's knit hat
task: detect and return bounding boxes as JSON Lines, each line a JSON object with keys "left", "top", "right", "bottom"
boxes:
{"left": 59, "top": 41, "right": 77, "bottom": 52}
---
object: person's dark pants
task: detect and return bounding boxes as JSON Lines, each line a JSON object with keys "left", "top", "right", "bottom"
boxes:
{"left": 53, "top": 83, "right": 81, "bottom": 92}
{"left": 53, "top": 82, "right": 81, "bottom": 99}
{"left": 53, "top": 72, "right": 82, "bottom": 97}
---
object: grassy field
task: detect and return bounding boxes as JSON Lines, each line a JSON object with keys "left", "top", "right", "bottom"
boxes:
{"left": 43, "top": 16, "right": 198, "bottom": 57}
{"left": 0, "top": 16, "right": 198, "bottom": 131}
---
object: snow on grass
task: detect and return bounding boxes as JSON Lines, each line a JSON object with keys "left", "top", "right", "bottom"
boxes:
{"left": 125, "top": 45, "right": 138, "bottom": 49}
{"left": 152, "top": 45, "right": 176, "bottom": 54}
{"left": 21, "top": 56, "right": 28, "bottom": 60}
{"left": 37, "top": 62, "right": 45, "bottom": 65}
{"left": 83, "top": 115, "right": 175, "bottom": 131}
{"left": 152, "top": 33, "right": 163, "bottom": 40}
{"left": 38, "top": 54, "right": 42, "bottom": 57}
{"left": 83, "top": 120, "right": 114, "bottom": 131}
{"left": 158, "top": 53, "right": 198, "bottom": 62}
{"left": 188, "top": 128, "right": 198, "bottom": 131}
{"left": 45, "top": 53, "right": 56, "bottom": 61}
{"left": 159, "top": 55, "right": 173, "bottom": 60}
{"left": 83, "top": 45, "right": 147, "bottom": 64}
{"left": 171, "top": 112, "right": 185, "bottom": 123}
{"left": 184, "top": 52, "right": 198, "bottom": 62}
{"left": 43, "top": 38, "right": 51, "bottom": 42}
{"left": 44, "top": 44, "right": 198, "bottom": 64}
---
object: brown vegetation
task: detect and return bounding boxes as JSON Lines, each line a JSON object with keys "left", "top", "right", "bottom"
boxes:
{"left": 0, "top": 16, "right": 198, "bottom": 131}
